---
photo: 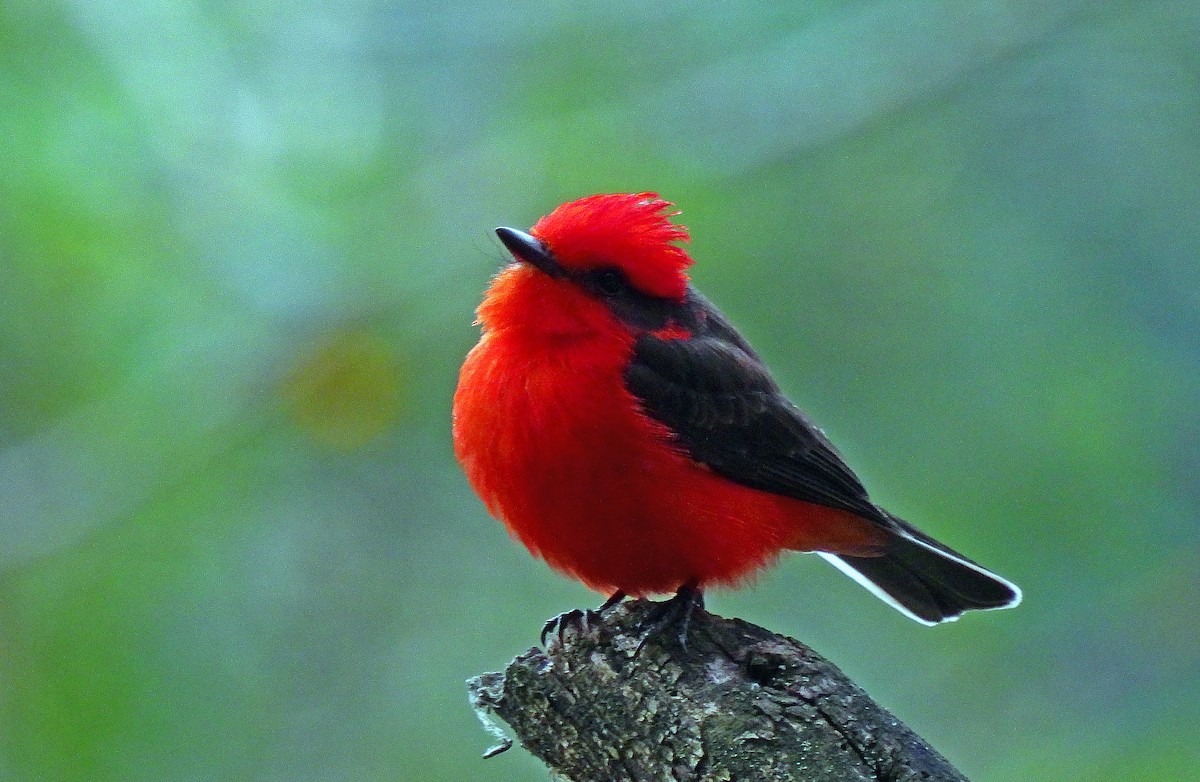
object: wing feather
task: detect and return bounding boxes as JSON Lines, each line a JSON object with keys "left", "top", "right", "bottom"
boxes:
{"left": 619, "top": 289, "right": 1021, "bottom": 622}
{"left": 624, "top": 297, "right": 882, "bottom": 523}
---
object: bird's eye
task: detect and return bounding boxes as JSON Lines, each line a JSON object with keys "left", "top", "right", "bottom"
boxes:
{"left": 593, "top": 268, "right": 627, "bottom": 296}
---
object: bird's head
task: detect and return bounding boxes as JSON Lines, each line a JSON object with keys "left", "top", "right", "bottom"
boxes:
{"left": 480, "top": 193, "right": 695, "bottom": 339}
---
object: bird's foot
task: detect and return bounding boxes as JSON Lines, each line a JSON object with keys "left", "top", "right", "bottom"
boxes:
{"left": 540, "top": 609, "right": 590, "bottom": 647}
{"left": 540, "top": 591, "right": 626, "bottom": 647}
{"left": 636, "top": 582, "right": 705, "bottom": 654}
{"left": 597, "top": 590, "right": 627, "bottom": 614}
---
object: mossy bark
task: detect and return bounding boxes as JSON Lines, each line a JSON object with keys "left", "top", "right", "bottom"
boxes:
{"left": 467, "top": 600, "right": 969, "bottom": 781}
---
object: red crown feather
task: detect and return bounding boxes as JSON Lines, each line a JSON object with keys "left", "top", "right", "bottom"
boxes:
{"left": 530, "top": 193, "right": 693, "bottom": 299}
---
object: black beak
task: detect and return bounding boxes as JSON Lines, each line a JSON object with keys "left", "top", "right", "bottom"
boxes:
{"left": 495, "top": 227, "right": 562, "bottom": 277}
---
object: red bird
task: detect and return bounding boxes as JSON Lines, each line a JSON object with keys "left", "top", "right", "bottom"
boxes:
{"left": 453, "top": 193, "right": 1020, "bottom": 629}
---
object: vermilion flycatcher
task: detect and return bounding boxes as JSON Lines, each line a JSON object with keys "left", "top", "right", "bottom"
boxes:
{"left": 453, "top": 193, "right": 1020, "bottom": 627}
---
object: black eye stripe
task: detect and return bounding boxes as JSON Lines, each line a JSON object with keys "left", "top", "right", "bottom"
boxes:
{"left": 580, "top": 267, "right": 630, "bottom": 297}
{"left": 595, "top": 269, "right": 625, "bottom": 295}
{"left": 569, "top": 270, "right": 697, "bottom": 331}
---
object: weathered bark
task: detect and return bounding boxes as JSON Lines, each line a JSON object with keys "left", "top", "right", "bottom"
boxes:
{"left": 467, "top": 599, "right": 970, "bottom": 781}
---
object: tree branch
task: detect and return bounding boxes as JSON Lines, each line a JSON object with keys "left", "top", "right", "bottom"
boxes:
{"left": 467, "top": 599, "right": 971, "bottom": 781}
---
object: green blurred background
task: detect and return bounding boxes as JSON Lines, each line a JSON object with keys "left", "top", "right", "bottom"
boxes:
{"left": 2, "top": 1, "right": 1197, "bottom": 780}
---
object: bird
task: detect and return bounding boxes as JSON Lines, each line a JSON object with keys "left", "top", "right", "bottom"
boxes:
{"left": 453, "top": 192, "right": 1020, "bottom": 635}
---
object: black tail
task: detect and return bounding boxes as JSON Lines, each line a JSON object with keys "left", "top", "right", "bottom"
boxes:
{"left": 819, "top": 518, "right": 1021, "bottom": 625}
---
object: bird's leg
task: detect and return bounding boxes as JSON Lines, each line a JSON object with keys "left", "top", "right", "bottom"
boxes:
{"left": 579, "top": 590, "right": 626, "bottom": 634}
{"left": 636, "top": 581, "right": 705, "bottom": 654}
{"left": 597, "top": 590, "right": 627, "bottom": 614}
{"left": 540, "top": 591, "right": 628, "bottom": 647}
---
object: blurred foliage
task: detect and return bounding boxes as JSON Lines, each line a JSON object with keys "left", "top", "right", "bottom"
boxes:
{"left": 1, "top": 1, "right": 1198, "bottom": 780}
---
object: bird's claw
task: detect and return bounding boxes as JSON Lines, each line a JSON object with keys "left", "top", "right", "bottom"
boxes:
{"left": 636, "top": 582, "right": 705, "bottom": 655}
{"left": 540, "top": 607, "right": 602, "bottom": 647}
{"left": 540, "top": 591, "right": 627, "bottom": 647}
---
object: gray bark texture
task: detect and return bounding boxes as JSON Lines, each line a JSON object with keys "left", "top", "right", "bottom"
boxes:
{"left": 467, "top": 599, "right": 971, "bottom": 782}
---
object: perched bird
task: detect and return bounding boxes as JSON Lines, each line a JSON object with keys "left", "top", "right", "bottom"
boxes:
{"left": 453, "top": 193, "right": 1020, "bottom": 629}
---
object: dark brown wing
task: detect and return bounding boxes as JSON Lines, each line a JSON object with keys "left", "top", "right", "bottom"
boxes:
{"left": 623, "top": 291, "right": 885, "bottom": 524}
{"left": 622, "top": 288, "right": 1021, "bottom": 623}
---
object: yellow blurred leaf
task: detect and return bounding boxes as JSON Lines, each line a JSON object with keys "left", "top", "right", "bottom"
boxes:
{"left": 279, "top": 328, "right": 406, "bottom": 449}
